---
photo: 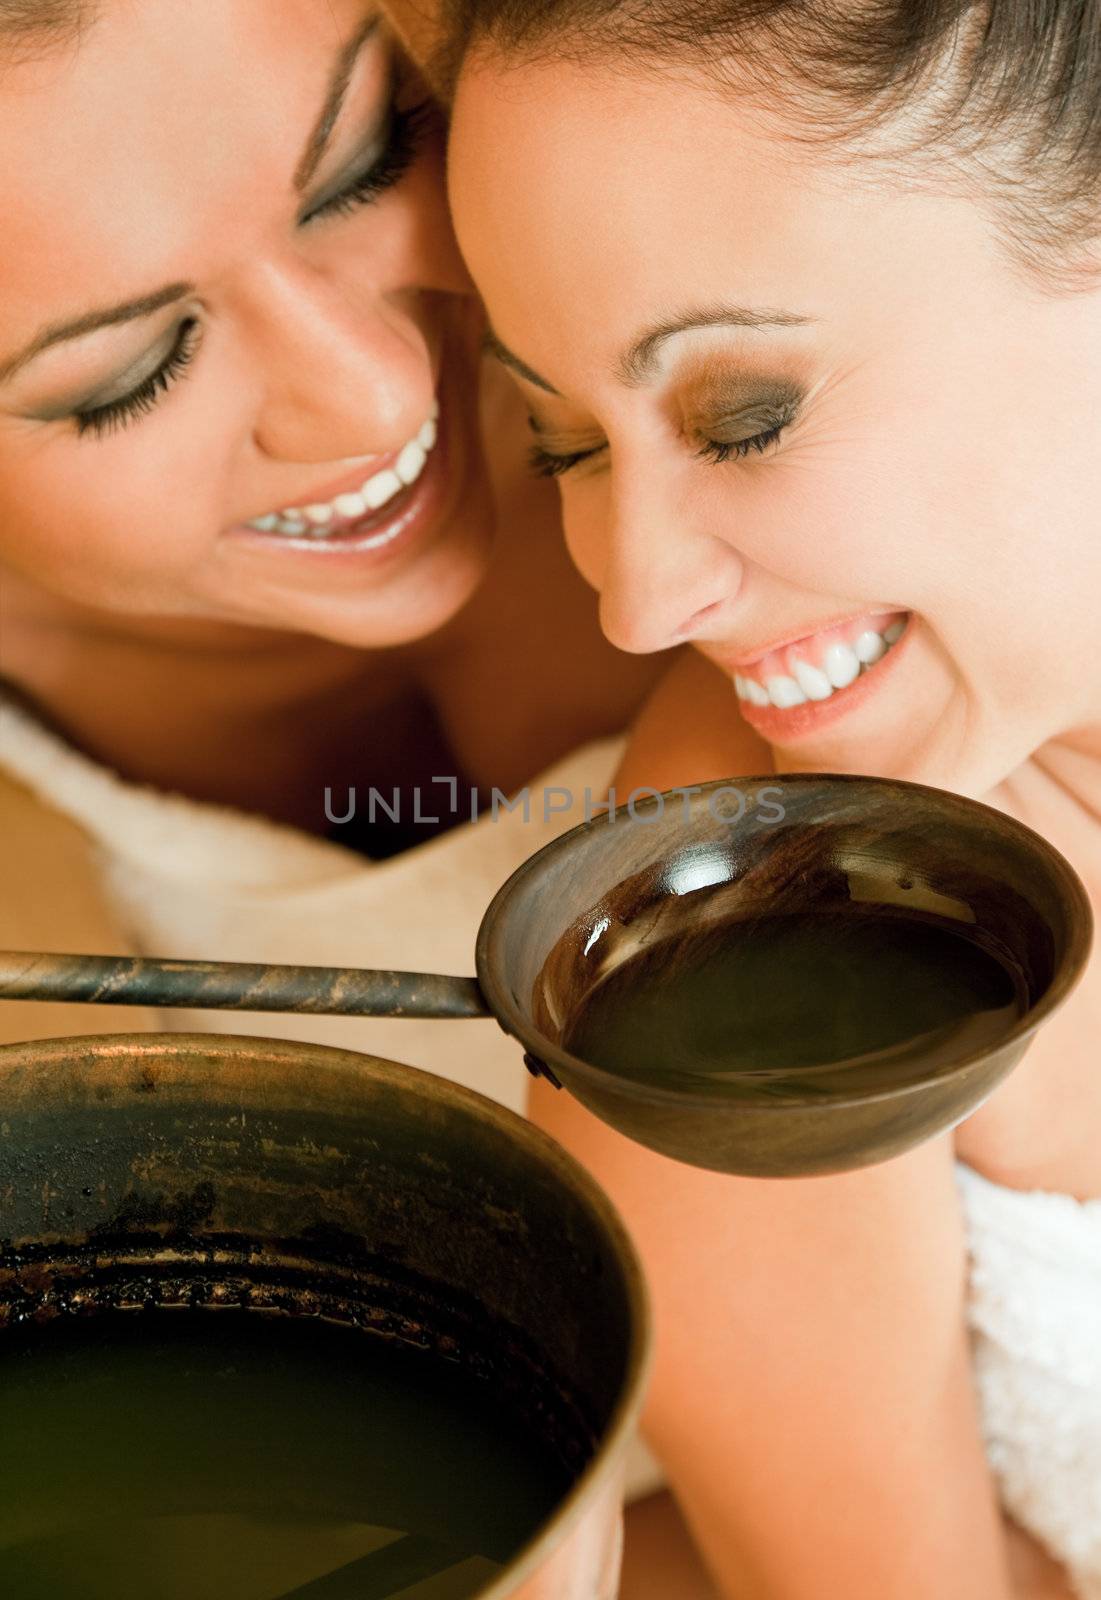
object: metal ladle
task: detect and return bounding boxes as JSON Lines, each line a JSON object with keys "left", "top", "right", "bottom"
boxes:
{"left": 0, "top": 775, "right": 1091, "bottom": 1176}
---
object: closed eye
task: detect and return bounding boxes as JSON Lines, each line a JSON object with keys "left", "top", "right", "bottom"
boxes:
{"left": 66, "top": 95, "right": 433, "bottom": 441}
{"left": 74, "top": 317, "right": 202, "bottom": 439}
{"left": 299, "top": 97, "right": 435, "bottom": 225}
{"left": 695, "top": 420, "right": 789, "bottom": 463}
{"left": 529, "top": 416, "right": 791, "bottom": 479}
{"left": 528, "top": 441, "right": 608, "bottom": 478}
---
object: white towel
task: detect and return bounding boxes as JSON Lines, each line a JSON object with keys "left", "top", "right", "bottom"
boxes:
{"left": 957, "top": 1162, "right": 1101, "bottom": 1597}
{"left": 0, "top": 690, "right": 668, "bottom": 1500}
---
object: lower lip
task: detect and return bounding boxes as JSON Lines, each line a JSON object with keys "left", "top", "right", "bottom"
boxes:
{"left": 225, "top": 402, "right": 458, "bottom": 570}
{"left": 730, "top": 618, "right": 914, "bottom": 742}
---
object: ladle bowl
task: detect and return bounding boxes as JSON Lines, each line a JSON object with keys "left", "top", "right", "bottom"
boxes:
{"left": 476, "top": 774, "right": 1092, "bottom": 1174}
{"left": 1, "top": 775, "right": 1091, "bottom": 1177}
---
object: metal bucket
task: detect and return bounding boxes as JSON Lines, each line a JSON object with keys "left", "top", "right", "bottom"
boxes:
{"left": 0, "top": 1032, "right": 651, "bottom": 1600}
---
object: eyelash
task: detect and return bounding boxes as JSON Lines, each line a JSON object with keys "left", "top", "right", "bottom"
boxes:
{"left": 528, "top": 443, "right": 599, "bottom": 478}
{"left": 529, "top": 419, "right": 791, "bottom": 479}
{"left": 73, "top": 98, "right": 432, "bottom": 440}
{"left": 694, "top": 423, "right": 789, "bottom": 465}
{"left": 75, "top": 318, "right": 202, "bottom": 439}
{"left": 302, "top": 98, "right": 433, "bottom": 224}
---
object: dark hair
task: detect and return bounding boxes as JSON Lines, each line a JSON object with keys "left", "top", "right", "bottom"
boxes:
{"left": 441, "top": 0, "right": 1101, "bottom": 284}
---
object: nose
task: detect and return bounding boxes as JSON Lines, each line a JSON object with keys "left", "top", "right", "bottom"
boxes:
{"left": 594, "top": 469, "right": 744, "bottom": 655}
{"left": 248, "top": 260, "right": 435, "bottom": 463}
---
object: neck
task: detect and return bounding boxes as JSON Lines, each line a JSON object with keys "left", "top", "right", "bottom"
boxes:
{"left": 0, "top": 569, "right": 402, "bottom": 823}
{"left": 993, "top": 726, "right": 1101, "bottom": 900}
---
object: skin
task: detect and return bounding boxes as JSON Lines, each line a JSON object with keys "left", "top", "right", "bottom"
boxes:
{"left": 0, "top": 0, "right": 658, "bottom": 820}
{"left": 447, "top": 48, "right": 1101, "bottom": 1600}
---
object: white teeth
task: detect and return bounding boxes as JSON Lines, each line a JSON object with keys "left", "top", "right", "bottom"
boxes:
{"left": 854, "top": 629, "right": 887, "bottom": 664}
{"left": 395, "top": 440, "right": 427, "bottom": 486}
{"left": 791, "top": 658, "right": 834, "bottom": 702}
{"left": 334, "top": 491, "right": 368, "bottom": 519}
{"left": 766, "top": 674, "right": 807, "bottom": 709}
{"left": 735, "top": 674, "right": 770, "bottom": 706}
{"left": 732, "top": 615, "right": 910, "bottom": 710}
{"left": 823, "top": 641, "right": 860, "bottom": 689}
{"left": 245, "top": 402, "right": 439, "bottom": 536}
{"left": 363, "top": 468, "right": 404, "bottom": 510}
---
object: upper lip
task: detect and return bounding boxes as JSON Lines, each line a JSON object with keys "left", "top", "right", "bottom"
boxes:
{"left": 234, "top": 371, "right": 442, "bottom": 525}
{"left": 726, "top": 608, "right": 908, "bottom": 668}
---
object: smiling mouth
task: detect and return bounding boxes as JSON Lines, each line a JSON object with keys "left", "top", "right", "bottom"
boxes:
{"left": 732, "top": 610, "right": 910, "bottom": 710}
{"left": 242, "top": 400, "right": 440, "bottom": 542}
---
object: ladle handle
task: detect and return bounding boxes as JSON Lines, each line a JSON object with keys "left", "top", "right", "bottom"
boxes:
{"left": 0, "top": 950, "right": 491, "bottom": 1021}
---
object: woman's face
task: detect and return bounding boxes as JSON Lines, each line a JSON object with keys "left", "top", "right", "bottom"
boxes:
{"left": 0, "top": 0, "right": 491, "bottom": 648}
{"left": 450, "top": 55, "right": 1101, "bottom": 793}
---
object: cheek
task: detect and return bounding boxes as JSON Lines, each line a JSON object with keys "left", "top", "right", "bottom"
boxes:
{"left": 0, "top": 423, "right": 233, "bottom": 611}
{"left": 713, "top": 427, "right": 994, "bottom": 621}
{"left": 400, "top": 146, "right": 476, "bottom": 295}
{"left": 559, "top": 483, "right": 612, "bottom": 590}
{"left": 321, "top": 148, "right": 472, "bottom": 299}
{"left": 711, "top": 441, "right": 1070, "bottom": 716}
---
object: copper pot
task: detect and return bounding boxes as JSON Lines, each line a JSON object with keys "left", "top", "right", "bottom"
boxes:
{"left": 0, "top": 1032, "right": 651, "bottom": 1599}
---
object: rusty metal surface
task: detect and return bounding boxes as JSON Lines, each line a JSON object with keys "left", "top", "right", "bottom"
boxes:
{"left": 0, "top": 951, "right": 489, "bottom": 1019}
{"left": 0, "top": 1031, "right": 651, "bottom": 1600}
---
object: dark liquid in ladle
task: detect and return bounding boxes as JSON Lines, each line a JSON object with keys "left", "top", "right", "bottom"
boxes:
{"left": 562, "top": 909, "right": 1028, "bottom": 1096}
{"left": 0, "top": 1310, "right": 571, "bottom": 1599}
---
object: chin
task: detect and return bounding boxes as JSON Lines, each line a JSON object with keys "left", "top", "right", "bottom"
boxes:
{"left": 771, "top": 705, "right": 964, "bottom": 786}
{"left": 220, "top": 534, "right": 494, "bottom": 650}
{"left": 773, "top": 724, "right": 1008, "bottom": 803}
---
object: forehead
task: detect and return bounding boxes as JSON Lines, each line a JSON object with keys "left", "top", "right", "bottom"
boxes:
{"left": 0, "top": 0, "right": 376, "bottom": 340}
{"left": 448, "top": 55, "right": 957, "bottom": 386}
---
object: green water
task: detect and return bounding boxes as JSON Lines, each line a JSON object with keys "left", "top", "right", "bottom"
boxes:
{"left": 0, "top": 1310, "right": 572, "bottom": 1599}
{"left": 563, "top": 909, "right": 1027, "bottom": 1096}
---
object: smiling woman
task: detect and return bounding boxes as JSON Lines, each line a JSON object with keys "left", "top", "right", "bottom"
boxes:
{"left": 0, "top": 3, "right": 660, "bottom": 1069}
{"left": 0, "top": 0, "right": 660, "bottom": 774}
{"left": 432, "top": 1, "right": 1101, "bottom": 1597}
{"left": 0, "top": 11, "right": 671, "bottom": 1553}
{"left": 0, "top": 2, "right": 483, "bottom": 641}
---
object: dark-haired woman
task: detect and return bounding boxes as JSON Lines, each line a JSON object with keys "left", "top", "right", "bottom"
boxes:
{"left": 438, "top": 3, "right": 1101, "bottom": 1596}
{"left": 0, "top": 0, "right": 661, "bottom": 1089}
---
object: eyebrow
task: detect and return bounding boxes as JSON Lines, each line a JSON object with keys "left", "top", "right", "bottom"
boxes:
{"left": 482, "top": 329, "right": 560, "bottom": 393}
{"left": 0, "top": 13, "right": 381, "bottom": 388}
{"left": 484, "top": 304, "right": 815, "bottom": 396}
{"left": 0, "top": 283, "right": 194, "bottom": 386}
{"left": 294, "top": 12, "right": 381, "bottom": 192}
